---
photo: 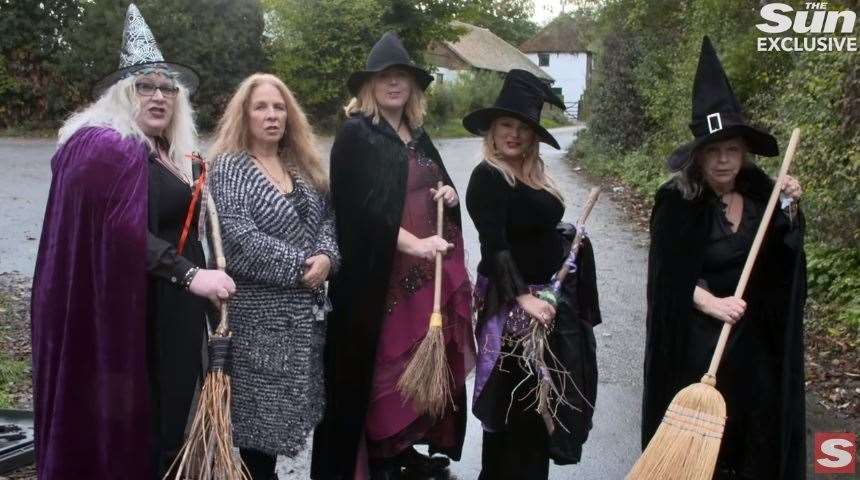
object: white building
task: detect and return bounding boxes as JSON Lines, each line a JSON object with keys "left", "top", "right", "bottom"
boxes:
{"left": 520, "top": 15, "right": 591, "bottom": 118}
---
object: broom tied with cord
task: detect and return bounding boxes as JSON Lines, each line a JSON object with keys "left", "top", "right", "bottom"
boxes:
{"left": 627, "top": 128, "right": 802, "bottom": 480}
{"left": 502, "top": 187, "right": 601, "bottom": 435}
{"left": 397, "top": 181, "right": 454, "bottom": 419}
{"left": 166, "top": 192, "right": 250, "bottom": 480}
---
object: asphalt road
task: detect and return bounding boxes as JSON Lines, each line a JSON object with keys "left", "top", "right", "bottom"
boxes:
{"left": 0, "top": 128, "right": 646, "bottom": 478}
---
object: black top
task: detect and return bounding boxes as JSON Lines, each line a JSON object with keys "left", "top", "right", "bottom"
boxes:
{"left": 466, "top": 161, "right": 565, "bottom": 284}
{"left": 698, "top": 194, "right": 763, "bottom": 296}
{"left": 146, "top": 155, "right": 201, "bottom": 284}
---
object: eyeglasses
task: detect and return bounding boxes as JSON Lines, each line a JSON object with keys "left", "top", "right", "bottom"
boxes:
{"left": 135, "top": 82, "right": 180, "bottom": 98}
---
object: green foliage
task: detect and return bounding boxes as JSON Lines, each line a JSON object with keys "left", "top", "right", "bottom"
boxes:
{"left": 0, "top": 356, "right": 27, "bottom": 409}
{"left": 265, "top": 0, "right": 464, "bottom": 126}
{"left": 574, "top": 0, "right": 859, "bottom": 335}
{"left": 0, "top": 0, "right": 267, "bottom": 130}
{"left": 457, "top": 0, "right": 538, "bottom": 45}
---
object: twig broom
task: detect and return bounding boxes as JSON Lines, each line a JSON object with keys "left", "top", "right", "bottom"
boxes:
{"left": 166, "top": 193, "right": 250, "bottom": 480}
{"left": 397, "top": 181, "right": 453, "bottom": 418}
{"left": 627, "top": 128, "right": 801, "bottom": 479}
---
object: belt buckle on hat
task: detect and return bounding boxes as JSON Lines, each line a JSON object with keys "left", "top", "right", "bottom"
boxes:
{"left": 707, "top": 112, "right": 723, "bottom": 133}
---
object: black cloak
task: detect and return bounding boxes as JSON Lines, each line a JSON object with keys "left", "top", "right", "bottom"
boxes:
{"left": 642, "top": 165, "right": 806, "bottom": 479}
{"left": 311, "top": 114, "right": 463, "bottom": 479}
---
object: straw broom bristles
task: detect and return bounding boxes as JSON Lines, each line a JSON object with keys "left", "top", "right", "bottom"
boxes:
{"left": 627, "top": 128, "right": 801, "bottom": 479}
{"left": 166, "top": 193, "right": 250, "bottom": 480}
{"left": 397, "top": 181, "right": 454, "bottom": 418}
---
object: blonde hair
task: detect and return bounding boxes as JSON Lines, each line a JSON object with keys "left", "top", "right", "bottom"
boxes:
{"left": 344, "top": 72, "right": 426, "bottom": 128}
{"left": 58, "top": 74, "right": 197, "bottom": 181}
{"left": 482, "top": 119, "right": 564, "bottom": 202}
{"left": 208, "top": 73, "right": 327, "bottom": 193}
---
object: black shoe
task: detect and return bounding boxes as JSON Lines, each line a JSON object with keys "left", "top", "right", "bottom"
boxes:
{"left": 370, "top": 457, "right": 403, "bottom": 480}
{"left": 398, "top": 447, "right": 450, "bottom": 475}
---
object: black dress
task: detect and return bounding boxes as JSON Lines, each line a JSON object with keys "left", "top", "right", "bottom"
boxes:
{"left": 466, "top": 161, "right": 600, "bottom": 480}
{"left": 642, "top": 165, "right": 807, "bottom": 480}
{"left": 145, "top": 153, "right": 208, "bottom": 477}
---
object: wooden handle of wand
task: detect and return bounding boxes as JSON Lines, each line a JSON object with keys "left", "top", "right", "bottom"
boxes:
{"left": 432, "top": 181, "right": 445, "bottom": 314}
{"left": 205, "top": 192, "right": 230, "bottom": 335}
{"left": 555, "top": 187, "right": 601, "bottom": 285}
{"left": 704, "top": 128, "right": 801, "bottom": 380}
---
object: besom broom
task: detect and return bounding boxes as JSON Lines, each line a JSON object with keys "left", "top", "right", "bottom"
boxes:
{"left": 166, "top": 192, "right": 250, "bottom": 480}
{"left": 627, "top": 128, "right": 801, "bottom": 479}
{"left": 396, "top": 181, "right": 454, "bottom": 418}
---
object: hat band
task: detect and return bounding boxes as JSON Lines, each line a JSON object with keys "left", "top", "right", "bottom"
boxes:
{"left": 690, "top": 111, "right": 746, "bottom": 137}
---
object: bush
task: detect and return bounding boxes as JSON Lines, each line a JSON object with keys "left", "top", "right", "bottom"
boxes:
{"left": 573, "top": 0, "right": 859, "bottom": 336}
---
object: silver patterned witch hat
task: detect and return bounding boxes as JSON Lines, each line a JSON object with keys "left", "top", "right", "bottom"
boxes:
{"left": 92, "top": 3, "right": 199, "bottom": 97}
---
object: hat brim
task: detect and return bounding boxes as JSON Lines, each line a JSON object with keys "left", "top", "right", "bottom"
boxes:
{"left": 92, "top": 61, "right": 200, "bottom": 99}
{"left": 462, "top": 107, "right": 560, "bottom": 150}
{"left": 347, "top": 63, "right": 433, "bottom": 95}
{"left": 667, "top": 124, "right": 778, "bottom": 172}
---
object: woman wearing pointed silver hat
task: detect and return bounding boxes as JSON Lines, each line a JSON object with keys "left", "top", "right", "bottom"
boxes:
{"left": 642, "top": 36, "right": 806, "bottom": 479}
{"left": 30, "top": 4, "right": 234, "bottom": 479}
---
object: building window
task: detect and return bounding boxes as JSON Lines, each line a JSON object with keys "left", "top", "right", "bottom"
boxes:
{"left": 436, "top": 73, "right": 444, "bottom": 84}
{"left": 538, "top": 53, "right": 550, "bottom": 67}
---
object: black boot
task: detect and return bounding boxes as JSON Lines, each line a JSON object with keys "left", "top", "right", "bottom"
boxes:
{"left": 369, "top": 456, "right": 402, "bottom": 480}
{"left": 398, "top": 447, "right": 450, "bottom": 476}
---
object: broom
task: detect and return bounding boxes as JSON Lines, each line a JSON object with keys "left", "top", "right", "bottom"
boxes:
{"left": 397, "top": 181, "right": 453, "bottom": 419}
{"left": 627, "top": 127, "right": 802, "bottom": 480}
{"left": 505, "top": 187, "right": 601, "bottom": 434}
{"left": 166, "top": 192, "right": 250, "bottom": 480}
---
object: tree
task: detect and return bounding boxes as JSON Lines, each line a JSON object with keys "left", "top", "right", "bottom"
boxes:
{"left": 265, "top": 0, "right": 465, "bottom": 126}
{"left": 57, "top": 0, "right": 268, "bottom": 129}
{"left": 458, "top": 0, "right": 538, "bottom": 46}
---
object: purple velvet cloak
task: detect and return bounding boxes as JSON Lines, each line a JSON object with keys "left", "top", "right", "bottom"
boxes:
{"left": 31, "top": 127, "right": 151, "bottom": 479}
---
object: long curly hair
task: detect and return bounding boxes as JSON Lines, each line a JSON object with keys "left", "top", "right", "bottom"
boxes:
{"left": 209, "top": 73, "right": 327, "bottom": 193}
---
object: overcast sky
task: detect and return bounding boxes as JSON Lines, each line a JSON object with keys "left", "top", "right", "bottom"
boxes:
{"left": 532, "top": 0, "right": 565, "bottom": 26}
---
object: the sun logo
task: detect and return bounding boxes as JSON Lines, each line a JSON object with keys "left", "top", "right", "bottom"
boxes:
{"left": 755, "top": 2, "right": 857, "bottom": 52}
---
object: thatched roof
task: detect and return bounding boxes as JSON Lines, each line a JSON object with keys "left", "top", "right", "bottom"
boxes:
{"left": 437, "top": 21, "right": 552, "bottom": 81}
{"left": 520, "top": 14, "right": 589, "bottom": 53}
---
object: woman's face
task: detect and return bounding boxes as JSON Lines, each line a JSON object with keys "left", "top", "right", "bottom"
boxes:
{"left": 698, "top": 137, "right": 746, "bottom": 191}
{"left": 247, "top": 82, "right": 288, "bottom": 147}
{"left": 373, "top": 67, "right": 413, "bottom": 113}
{"left": 134, "top": 72, "right": 177, "bottom": 138}
{"left": 492, "top": 116, "right": 536, "bottom": 161}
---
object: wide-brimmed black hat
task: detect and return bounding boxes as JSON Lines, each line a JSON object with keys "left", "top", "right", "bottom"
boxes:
{"left": 462, "top": 69, "right": 565, "bottom": 149}
{"left": 667, "top": 36, "right": 778, "bottom": 171}
{"left": 92, "top": 4, "right": 199, "bottom": 98}
{"left": 347, "top": 32, "right": 434, "bottom": 95}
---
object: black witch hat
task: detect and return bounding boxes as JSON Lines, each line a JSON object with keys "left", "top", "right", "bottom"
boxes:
{"left": 92, "top": 4, "right": 199, "bottom": 97}
{"left": 667, "top": 36, "right": 778, "bottom": 171}
{"left": 347, "top": 32, "right": 434, "bottom": 95}
{"left": 462, "top": 69, "right": 565, "bottom": 149}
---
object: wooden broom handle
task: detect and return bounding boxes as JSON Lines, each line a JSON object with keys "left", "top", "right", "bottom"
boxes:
{"left": 704, "top": 128, "right": 801, "bottom": 380}
{"left": 205, "top": 192, "right": 230, "bottom": 335}
{"left": 432, "top": 181, "right": 445, "bottom": 313}
{"left": 555, "top": 187, "right": 601, "bottom": 285}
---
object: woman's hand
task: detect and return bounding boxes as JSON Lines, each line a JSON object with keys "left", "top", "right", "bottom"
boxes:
{"left": 189, "top": 269, "right": 236, "bottom": 305}
{"left": 517, "top": 293, "right": 556, "bottom": 327}
{"left": 694, "top": 286, "right": 747, "bottom": 324}
{"left": 303, "top": 254, "right": 331, "bottom": 289}
{"left": 410, "top": 235, "right": 454, "bottom": 261}
{"left": 780, "top": 175, "right": 802, "bottom": 201}
{"left": 430, "top": 185, "right": 459, "bottom": 208}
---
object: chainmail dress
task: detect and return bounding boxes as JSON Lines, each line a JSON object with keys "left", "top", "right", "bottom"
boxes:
{"left": 208, "top": 152, "right": 340, "bottom": 456}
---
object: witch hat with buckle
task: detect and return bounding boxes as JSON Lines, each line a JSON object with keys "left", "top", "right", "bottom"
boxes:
{"left": 462, "top": 69, "right": 566, "bottom": 149}
{"left": 92, "top": 4, "right": 199, "bottom": 98}
{"left": 666, "top": 36, "right": 778, "bottom": 171}
{"left": 347, "top": 31, "right": 434, "bottom": 95}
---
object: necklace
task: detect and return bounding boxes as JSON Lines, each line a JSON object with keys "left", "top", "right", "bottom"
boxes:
{"left": 252, "top": 155, "right": 290, "bottom": 194}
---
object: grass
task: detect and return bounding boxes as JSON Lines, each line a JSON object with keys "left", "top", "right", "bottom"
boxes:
{"left": 0, "top": 356, "right": 27, "bottom": 409}
{"left": 0, "top": 126, "right": 55, "bottom": 139}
